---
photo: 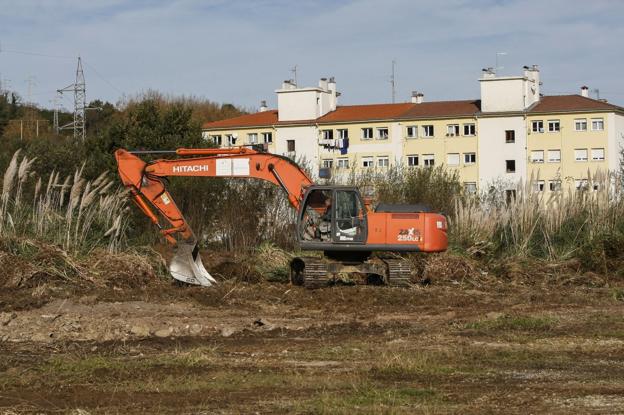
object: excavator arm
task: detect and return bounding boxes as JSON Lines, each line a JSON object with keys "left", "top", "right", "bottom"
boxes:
{"left": 115, "top": 147, "right": 314, "bottom": 286}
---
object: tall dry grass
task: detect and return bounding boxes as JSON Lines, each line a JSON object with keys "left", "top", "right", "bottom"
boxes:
{"left": 1, "top": 150, "right": 128, "bottom": 253}
{"left": 452, "top": 170, "right": 624, "bottom": 266}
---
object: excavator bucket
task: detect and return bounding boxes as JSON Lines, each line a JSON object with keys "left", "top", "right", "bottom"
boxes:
{"left": 169, "top": 242, "right": 217, "bottom": 286}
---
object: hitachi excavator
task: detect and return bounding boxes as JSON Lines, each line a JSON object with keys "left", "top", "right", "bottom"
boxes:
{"left": 115, "top": 146, "right": 448, "bottom": 288}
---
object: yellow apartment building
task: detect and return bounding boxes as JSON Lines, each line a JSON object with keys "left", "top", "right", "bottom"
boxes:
{"left": 203, "top": 67, "right": 624, "bottom": 194}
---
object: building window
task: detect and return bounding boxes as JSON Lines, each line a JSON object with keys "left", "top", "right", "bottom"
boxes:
{"left": 530, "top": 150, "right": 544, "bottom": 163}
{"left": 532, "top": 120, "right": 544, "bottom": 133}
{"left": 423, "top": 154, "right": 435, "bottom": 167}
{"left": 407, "top": 154, "right": 419, "bottom": 167}
{"left": 591, "top": 118, "right": 604, "bottom": 131}
{"left": 322, "top": 129, "right": 333, "bottom": 140}
{"left": 575, "top": 179, "right": 589, "bottom": 190}
{"left": 591, "top": 148, "right": 605, "bottom": 161}
{"left": 548, "top": 120, "right": 560, "bottom": 132}
{"left": 287, "top": 140, "right": 295, "bottom": 152}
{"left": 446, "top": 124, "right": 460, "bottom": 136}
{"left": 337, "top": 158, "right": 349, "bottom": 169}
{"left": 377, "top": 156, "right": 390, "bottom": 167}
{"left": 209, "top": 135, "right": 222, "bottom": 146}
{"left": 464, "top": 182, "right": 477, "bottom": 194}
{"left": 463, "top": 123, "right": 476, "bottom": 136}
{"left": 362, "top": 128, "right": 373, "bottom": 140}
{"left": 362, "top": 156, "right": 374, "bottom": 168}
{"left": 506, "top": 160, "right": 516, "bottom": 173}
{"left": 322, "top": 159, "right": 333, "bottom": 169}
{"left": 505, "top": 130, "right": 515, "bottom": 143}
{"left": 406, "top": 125, "right": 418, "bottom": 138}
{"left": 247, "top": 133, "right": 258, "bottom": 144}
{"left": 574, "top": 148, "right": 588, "bottom": 161}
{"left": 262, "top": 132, "right": 273, "bottom": 143}
{"left": 446, "top": 153, "right": 460, "bottom": 166}
{"left": 337, "top": 129, "right": 349, "bottom": 139}
{"left": 226, "top": 134, "right": 236, "bottom": 146}
{"left": 464, "top": 152, "right": 476, "bottom": 164}
{"left": 376, "top": 127, "right": 389, "bottom": 140}
{"left": 533, "top": 180, "right": 545, "bottom": 192}
{"left": 574, "top": 118, "right": 587, "bottom": 131}
{"left": 549, "top": 180, "right": 562, "bottom": 192}
{"left": 422, "top": 125, "right": 434, "bottom": 138}
{"left": 548, "top": 149, "right": 561, "bottom": 163}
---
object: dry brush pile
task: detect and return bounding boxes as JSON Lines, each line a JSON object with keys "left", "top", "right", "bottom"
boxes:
{"left": 0, "top": 150, "right": 168, "bottom": 295}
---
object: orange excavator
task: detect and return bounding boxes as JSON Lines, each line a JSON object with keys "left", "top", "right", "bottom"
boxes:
{"left": 115, "top": 146, "right": 448, "bottom": 288}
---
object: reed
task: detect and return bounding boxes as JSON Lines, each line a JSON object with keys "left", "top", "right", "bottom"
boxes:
{"left": 0, "top": 150, "right": 128, "bottom": 253}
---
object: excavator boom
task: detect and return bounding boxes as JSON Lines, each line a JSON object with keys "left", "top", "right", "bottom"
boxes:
{"left": 115, "top": 147, "right": 314, "bottom": 285}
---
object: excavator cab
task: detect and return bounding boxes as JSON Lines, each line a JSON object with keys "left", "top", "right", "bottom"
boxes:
{"left": 298, "top": 186, "right": 368, "bottom": 246}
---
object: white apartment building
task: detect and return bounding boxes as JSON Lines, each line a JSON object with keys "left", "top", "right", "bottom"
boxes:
{"left": 203, "top": 66, "right": 624, "bottom": 193}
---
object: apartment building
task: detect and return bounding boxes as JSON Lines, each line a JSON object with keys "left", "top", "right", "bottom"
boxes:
{"left": 202, "top": 66, "right": 624, "bottom": 193}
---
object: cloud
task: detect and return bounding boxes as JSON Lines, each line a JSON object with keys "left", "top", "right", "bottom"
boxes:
{"left": 0, "top": 0, "right": 622, "bottom": 109}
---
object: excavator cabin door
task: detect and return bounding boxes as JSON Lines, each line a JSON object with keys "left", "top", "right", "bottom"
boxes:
{"left": 298, "top": 187, "right": 367, "bottom": 245}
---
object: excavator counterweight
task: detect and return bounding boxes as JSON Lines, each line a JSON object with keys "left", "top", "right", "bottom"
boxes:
{"left": 115, "top": 147, "right": 448, "bottom": 287}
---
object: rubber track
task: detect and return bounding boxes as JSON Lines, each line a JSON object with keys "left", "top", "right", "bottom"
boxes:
{"left": 384, "top": 259, "right": 412, "bottom": 287}
{"left": 302, "top": 258, "right": 329, "bottom": 289}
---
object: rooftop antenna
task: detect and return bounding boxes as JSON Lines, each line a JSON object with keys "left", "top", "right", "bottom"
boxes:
{"left": 495, "top": 52, "right": 507, "bottom": 74}
{"left": 390, "top": 59, "right": 396, "bottom": 103}
{"left": 592, "top": 88, "right": 600, "bottom": 100}
{"left": 290, "top": 64, "right": 298, "bottom": 87}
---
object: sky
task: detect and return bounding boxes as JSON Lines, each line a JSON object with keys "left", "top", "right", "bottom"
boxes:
{"left": 0, "top": 0, "right": 623, "bottom": 112}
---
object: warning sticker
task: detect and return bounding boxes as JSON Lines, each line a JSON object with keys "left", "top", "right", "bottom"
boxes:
{"left": 161, "top": 193, "right": 171, "bottom": 205}
{"left": 216, "top": 159, "right": 232, "bottom": 176}
{"left": 232, "top": 158, "right": 250, "bottom": 176}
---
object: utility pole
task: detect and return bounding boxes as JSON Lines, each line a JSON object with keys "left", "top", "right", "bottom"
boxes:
{"left": 390, "top": 59, "right": 396, "bottom": 103}
{"left": 24, "top": 76, "right": 37, "bottom": 139}
{"left": 57, "top": 56, "right": 86, "bottom": 140}
{"left": 52, "top": 92, "right": 61, "bottom": 134}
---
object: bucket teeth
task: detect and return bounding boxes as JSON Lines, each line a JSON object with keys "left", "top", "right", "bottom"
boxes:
{"left": 169, "top": 242, "right": 216, "bottom": 286}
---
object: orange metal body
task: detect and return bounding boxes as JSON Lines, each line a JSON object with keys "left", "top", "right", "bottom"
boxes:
{"left": 365, "top": 211, "right": 447, "bottom": 252}
{"left": 114, "top": 147, "right": 447, "bottom": 253}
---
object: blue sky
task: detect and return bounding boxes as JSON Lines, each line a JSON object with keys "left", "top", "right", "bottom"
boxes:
{"left": 0, "top": 0, "right": 623, "bottom": 111}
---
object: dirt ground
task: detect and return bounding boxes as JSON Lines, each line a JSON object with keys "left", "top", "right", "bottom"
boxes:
{"left": 1, "top": 264, "right": 624, "bottom": 415}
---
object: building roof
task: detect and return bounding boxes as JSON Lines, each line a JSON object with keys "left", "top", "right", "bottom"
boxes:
{"left": 316, "top": 103, "right": 414, "bottom": 123}
{"left": 529, "top": 95, "right": 624, "bottom": 114}
{"left": 202, "top": 95, "right": 623, "bottom": 130}
{"left": 398, "top": 100, "right": 481, "bottom": 119}
{"left": 203, "top": 110, "right": 278, "bottom": 129}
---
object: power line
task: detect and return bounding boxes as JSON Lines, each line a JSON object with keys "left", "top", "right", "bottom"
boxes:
{"left": 0, "top": 48, "right": 74, "bottom": 60}
{"left": 83, "top": 61, "right": 123, "bottom": 94}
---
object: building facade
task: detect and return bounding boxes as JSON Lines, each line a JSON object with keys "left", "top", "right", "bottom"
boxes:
{"left": 202, "top": 67, "right": 624, "bottom": 193}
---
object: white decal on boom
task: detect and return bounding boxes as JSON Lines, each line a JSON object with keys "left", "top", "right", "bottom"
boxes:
{"left": 172, "top": 165, "right": 209, "bottom": 173}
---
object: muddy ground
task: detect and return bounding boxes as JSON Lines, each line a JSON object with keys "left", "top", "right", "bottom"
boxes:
{"left": 1, "top": 251, "right": 624, "bottom": 413}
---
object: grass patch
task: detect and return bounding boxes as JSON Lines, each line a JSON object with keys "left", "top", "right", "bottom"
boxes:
{"left": 612, "top": 288, "right": 624, "bottom": 302}
{"left": 370, "top": 351, "right": 455, "bottom": 380}
{"left": 465, "top": 315, "right": 557, "bottom": 332}
{"left": 302, "top": 383, "right": 441, "bottom": 414}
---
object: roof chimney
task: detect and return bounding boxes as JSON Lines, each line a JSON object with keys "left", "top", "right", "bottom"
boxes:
{"left": 411, "top": 91, "right": 424, "bottom": 104}
{"left": 580, "top": 86, "right": 589, "bottom": 98}
{"left": 481, "top": 67, "right": 496, "bottom": 79}
{"left": 259, "top": 100, "right": 268, "bottom": 112}
{"left": 319, "top": 77, "right": 328, "bottom": 90}
{"left": 282, "top": 79, "right": 296, "bottom": 90}
{"left": 328, "top": 77, "right": 337, "bottom": 111}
